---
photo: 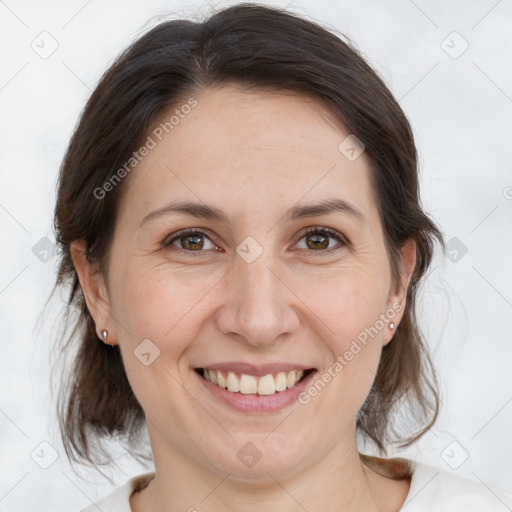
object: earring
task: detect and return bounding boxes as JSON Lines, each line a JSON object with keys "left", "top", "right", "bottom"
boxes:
{"left": 389, "top": 322, "right": 395, "bottom": 329}
{"left": 101, "top": 329, "right": 108, "bottom": 341}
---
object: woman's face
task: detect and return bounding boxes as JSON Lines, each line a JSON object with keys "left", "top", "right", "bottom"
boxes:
{"left": 77, "top": 84, "right": 413, "bottom": 481}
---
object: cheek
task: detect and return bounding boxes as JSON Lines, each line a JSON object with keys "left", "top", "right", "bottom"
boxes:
{"left": 107, "top": 262, "right": 221, "bottom": 386}
{"left": 107, "top": 262, "right": 212, "bottom": 428}
{"left": 109, "top": 258, "right": 220, "bottom": 359}
{"left": 295, "top": 264, "right": 388, "bottom": 415}
{"left": 297, "top": 257, "right": 390, "bottom": 342}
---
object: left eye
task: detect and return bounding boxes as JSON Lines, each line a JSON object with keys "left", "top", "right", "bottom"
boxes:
{"left": 295, "top": 227, "right": 347, "bottom": 252}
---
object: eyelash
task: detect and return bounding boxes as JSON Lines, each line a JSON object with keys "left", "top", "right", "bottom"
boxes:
{"left": 162, "top": 226, "right": 349, "bottom": 256}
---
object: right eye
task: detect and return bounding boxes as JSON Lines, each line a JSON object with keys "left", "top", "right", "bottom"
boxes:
{"left": 163, "top": 228, "right": 219, "bottom": 253}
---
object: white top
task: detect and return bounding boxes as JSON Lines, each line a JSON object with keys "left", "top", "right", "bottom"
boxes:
{"left": 79, "top": 460, "right": 512, "bottom": 511}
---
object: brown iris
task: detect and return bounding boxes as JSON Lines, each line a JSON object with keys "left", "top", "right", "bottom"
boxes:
{"left": 180, "top": 233, "right": 205, "bottom": 250}
{"left": 305, "top": 233, "right": 329, "bottom": 250}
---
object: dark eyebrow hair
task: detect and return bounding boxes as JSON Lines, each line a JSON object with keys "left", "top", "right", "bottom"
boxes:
{"left": 283, "top": 198, "right": 365, "bottom": 223}
{"left": 139, "top": 197, "right": 365, "bottom": 228}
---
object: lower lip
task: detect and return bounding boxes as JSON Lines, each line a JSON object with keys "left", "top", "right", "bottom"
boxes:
{"left": 195, "top": 369, "right": 317, "bottom": 413}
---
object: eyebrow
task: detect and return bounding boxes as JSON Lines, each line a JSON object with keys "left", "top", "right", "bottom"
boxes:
{"left": 139, "top": 197, "right": 365, "bottom": 228}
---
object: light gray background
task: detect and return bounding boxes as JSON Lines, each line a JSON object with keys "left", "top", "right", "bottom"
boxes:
{"left": 1, "top": 0, "right": 511, "bottom": 510}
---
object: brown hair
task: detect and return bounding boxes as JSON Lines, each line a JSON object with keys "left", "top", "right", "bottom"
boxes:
{"left": 52, "top": 2, "right": 443, "bottom": 473}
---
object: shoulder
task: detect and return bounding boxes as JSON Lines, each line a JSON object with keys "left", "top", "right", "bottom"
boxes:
{"left": 78, "top": 472, "right": 155, "bottom": 512}
{"left": 403, "top": 460, "right": 512, "bottom": 511}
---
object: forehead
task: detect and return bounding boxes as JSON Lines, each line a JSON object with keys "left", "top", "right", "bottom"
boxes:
{"left": 118, "top": 85, "right": 378, "bottom": 226}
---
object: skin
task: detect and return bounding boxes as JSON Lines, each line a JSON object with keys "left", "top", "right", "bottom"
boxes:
{"left": 72, "top": 84, "right": 416, "bottom": 512}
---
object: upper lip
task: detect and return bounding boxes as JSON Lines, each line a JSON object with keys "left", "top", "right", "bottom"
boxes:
{"left": 196, "top": 362, "right": 316, "bottom": 377}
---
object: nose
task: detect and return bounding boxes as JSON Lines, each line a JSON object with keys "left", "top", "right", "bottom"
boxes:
{"left": 215, "top": 249, "right": 300, "bottom": 348}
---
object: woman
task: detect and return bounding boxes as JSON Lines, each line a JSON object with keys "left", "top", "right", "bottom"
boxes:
{"left": 53, "top": 3, "right": 512, "bottom": 511}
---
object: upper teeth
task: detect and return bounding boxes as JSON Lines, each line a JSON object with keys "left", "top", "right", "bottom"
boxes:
{"left": 203, "top": 369, "right": 305, "bottom": 395}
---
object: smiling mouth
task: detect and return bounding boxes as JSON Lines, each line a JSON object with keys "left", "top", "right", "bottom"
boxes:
{"left": 195, "top": 368, "right": 315, "bottom": 396}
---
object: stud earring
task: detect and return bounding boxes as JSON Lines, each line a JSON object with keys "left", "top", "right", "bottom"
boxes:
{"left": 101, "top": 329, "right": 108, "bottom": 341}
{"left": 389, "top": 322, "right": 395, "bottom": 329}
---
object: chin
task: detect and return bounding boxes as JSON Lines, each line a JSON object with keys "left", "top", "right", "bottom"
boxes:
{"left": 204, "top": 434, "right": 312, "bottom": 483}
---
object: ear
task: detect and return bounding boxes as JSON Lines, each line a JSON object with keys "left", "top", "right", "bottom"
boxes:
{"left": 70, "top": 240, "right": 117, "bottom": 345}
{"left": 383, "top": 239, "right": 416, "bottom": 346}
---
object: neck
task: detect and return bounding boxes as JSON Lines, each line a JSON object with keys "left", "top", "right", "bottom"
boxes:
{"left": 131, "top": 426, "right": 387, "bottom": 512}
